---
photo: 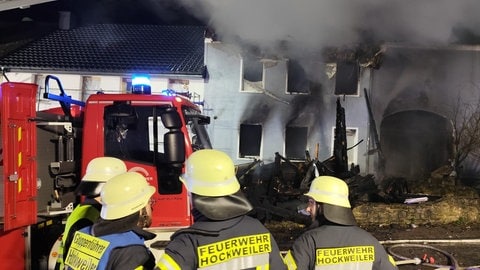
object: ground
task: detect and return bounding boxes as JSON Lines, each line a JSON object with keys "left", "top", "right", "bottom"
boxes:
{"left": 267, "top": 221, "right": 480, "bottom": 269}
{"left": 366, "top": 223, "right": 480, "bottom": 269}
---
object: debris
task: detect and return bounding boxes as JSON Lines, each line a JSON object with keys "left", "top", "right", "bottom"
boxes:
{"left": 404, "top": 197, "right": 429, "bottom": 204}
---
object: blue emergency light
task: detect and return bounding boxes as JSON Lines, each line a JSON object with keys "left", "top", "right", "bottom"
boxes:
{"left": 131, "top": 74, "right": 152, "bottom": 94}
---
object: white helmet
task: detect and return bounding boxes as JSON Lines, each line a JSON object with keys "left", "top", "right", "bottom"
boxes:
{"left": 100, "top": 172, "right": 155, "bottom": 220}
{"left": 179, "top": 149, "right": 240, "bottom": 196}
{"left": 75, "top": 157, "right": 127, "bottom": 197}
{"left": 304, "top": 176, "right": 356, "bottom": 225}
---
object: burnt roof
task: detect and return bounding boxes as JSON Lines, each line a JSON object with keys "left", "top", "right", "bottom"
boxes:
{"left": 0, "top": 24, "right": 206, "bottom": 76}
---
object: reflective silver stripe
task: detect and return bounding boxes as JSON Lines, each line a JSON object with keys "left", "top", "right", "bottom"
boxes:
{"left": 198, "top": 253, "right": 269, "bottom": 270}
{"left": 314, "top": 261, "right": 373, "bottom": 270}
{"left": 184, "top": 175, "right": 238, "bottom": 188}
{"left": 307, "top": 189, "right": 347, "bottom": 201}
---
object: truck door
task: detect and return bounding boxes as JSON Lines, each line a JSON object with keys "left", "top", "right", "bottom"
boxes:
{"left": 102, "top": 102, "right": 190, "bottom": 226}
{"left": 0, "top": 82, "right": 37, "bottom": 230}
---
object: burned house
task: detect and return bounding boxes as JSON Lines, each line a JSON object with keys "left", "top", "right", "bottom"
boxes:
{"left": 202, "top": 41, "right": 480, "bottom": 187}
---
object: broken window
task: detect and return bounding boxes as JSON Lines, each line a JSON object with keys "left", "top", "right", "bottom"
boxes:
{"left": 331, "top": 127, "right": 358, "bottom": 166}
{"left": 239, "top": 124, "right": 262, "bottom": 158}
{"left": 82, "top": 76, "right": 102, "bottom": 99}
{"left": 241, "top": 56, "right": 264, "bottom": 92}
{"left": 241, "top": 56, "right": 289, "bottom": 94}
{"left": 287, "top": 60, "right": 310, "bottom": 94}
{"left": 335, "top": 62, "right": 359, "bottom": 95}
{"left": 168, "top": 78, "right": 190, "bottom": 93}
{"left": 285, "top": 126, "right": 308, "bottom": 160}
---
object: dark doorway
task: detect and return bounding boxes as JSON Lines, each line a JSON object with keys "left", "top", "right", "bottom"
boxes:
{"left": 380, "top": 110, "right": 452, "bottom": 180}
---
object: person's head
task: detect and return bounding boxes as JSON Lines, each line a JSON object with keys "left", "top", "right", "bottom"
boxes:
{"left": 304, "top": 176, "right": 356, "bottom": 225}
{"left": 179, "top": 149, "right": 252, "bottom": 220}
{"left": 100, "top": 172, "right": 156, "bottom": 223}
{"left": 75, "top": 157, "right": 127, "bottom": 198}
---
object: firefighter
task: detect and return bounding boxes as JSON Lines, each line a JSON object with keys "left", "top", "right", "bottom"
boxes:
{"left": 65, "top": 171, "right": 157, "bottom": 270}
{"left": 155, "top": 149, "right": 287, "bottom": 270}
{"left": 283, "top": 176, "right": 398, "bottom": 270}
{"left": 55, "top": 157, "right": 127, "bottom": 270}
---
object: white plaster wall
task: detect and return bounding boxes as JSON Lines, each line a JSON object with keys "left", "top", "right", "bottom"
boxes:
{"left": 2, "top": 72, "right": 205, "bottom": 111}
{"left": 204, "top": 42, "right": 371, "bottom": 171}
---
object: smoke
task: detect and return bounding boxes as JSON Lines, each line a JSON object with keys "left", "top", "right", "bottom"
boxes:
{"left": 169, "top": 0, "right": 480, "bottom": 55}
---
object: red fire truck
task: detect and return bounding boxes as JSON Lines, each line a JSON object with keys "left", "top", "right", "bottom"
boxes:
{"left": 0, "top": 75, "right": 211, "bottom": 269}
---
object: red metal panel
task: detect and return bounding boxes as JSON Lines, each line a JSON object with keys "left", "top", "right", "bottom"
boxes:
{"left": 0, "top": 227, "right": 26, "bottom": 269}
{"left": 82, "top": 94, "right": 194, "bottom": 227}
{"left": 1, "top": 82, "right": 38, "bottom": 230}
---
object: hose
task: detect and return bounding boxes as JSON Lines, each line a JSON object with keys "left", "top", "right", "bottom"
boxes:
{"left": 387, "top": 243, "right": 460, "bottom": 269}
{"left": 383, "top": 240, "right": 480, "bottom": 269}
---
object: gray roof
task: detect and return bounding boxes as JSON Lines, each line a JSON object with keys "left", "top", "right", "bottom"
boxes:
{"left": 0, "top": 24, "right": 206, "bottom": 76}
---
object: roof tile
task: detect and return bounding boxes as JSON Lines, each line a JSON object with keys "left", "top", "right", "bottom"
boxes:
{"left": 0, "top": 24, "right": 206, "bottom": 75}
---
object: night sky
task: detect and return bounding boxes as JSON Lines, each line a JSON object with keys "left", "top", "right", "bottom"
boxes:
{"left": 0, "top": 0, "right": 204, "bottom": 26}
{"left": 2, "top": 0, "right": 480, "bottom": 57}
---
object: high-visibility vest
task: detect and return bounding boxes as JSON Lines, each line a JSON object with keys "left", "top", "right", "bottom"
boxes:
{"left": 65, "top": 226, "right": 144, "bottom": 270}
{"left": 56, "top": 204, "right": 100, "bottom": 269}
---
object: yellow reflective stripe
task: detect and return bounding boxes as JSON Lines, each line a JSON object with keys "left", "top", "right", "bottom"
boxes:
{"left": 314, "top": 262, "right": 373, "bottom": 270}
{"left": 313, "top": 246, "right": 375, "bottom": 269}
{"left": 316, "top": 245, "right": 374, "bottom": 265}
{"left": 197, "top": 233, "right": 271, "bottom": 268}
{"left": 156, "top": 253, "right": 181, "bottom": 270}
{"left": 388, "top": 254, "right": 396, "bottom": 266}
{"left": 17, "top": 127, "right": 22, "bottom": 192}
{"left": 256, "top": 264, "right": 269, "bottom": 270}
{"left": 56, "top": 240, "right": 65, "bottom": 267}
{"left": 283, "top": 250, "right": 297, "bottom": 270}
{"left": 134, "top": 266, "right": 144, "bottom": 270}
{"left": 199, "top": 253, "right": 268, "bottom": 270}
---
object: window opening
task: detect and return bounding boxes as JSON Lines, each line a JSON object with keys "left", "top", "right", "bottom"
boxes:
{"left": 335, "top": 62, "right": 359, "bottom": 95}
{"left": 285, "top": 126, "right": 308, "bottom": 159}
{"left": 239, "top": 124, "right": 262, "bottom": 158}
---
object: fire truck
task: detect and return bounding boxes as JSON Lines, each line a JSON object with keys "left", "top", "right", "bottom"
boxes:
{"left": 0, "top": 75, "right": 212, "bottom": 269}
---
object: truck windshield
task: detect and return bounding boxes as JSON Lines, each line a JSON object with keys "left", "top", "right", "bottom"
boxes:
{"left": 103, "top": 103, "right": 213, "bottom": 194}
{"left": 104, "top": 103, "right": 186, "bottom": 194}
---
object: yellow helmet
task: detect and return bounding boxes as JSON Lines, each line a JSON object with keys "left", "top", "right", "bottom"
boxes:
{"left": 100, "top": 172, "right": 156, "bottom": 220}
{"left": 304, "top": 176, "right": 356, "bottom": 225}
{"left": 75, "top": 157, "right": 127, "bottom": 197}
{"left": 304, "top": 176, "right": 351, "bottom": 208}
{"left": 179, "top": 149, "right": 240, "bottom": 196}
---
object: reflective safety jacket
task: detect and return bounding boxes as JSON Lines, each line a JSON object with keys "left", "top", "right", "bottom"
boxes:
{"left": 65, "top": 226, "right": 145, "bottom": 270}
{"left": 155, "top": 215, "right": 287, "bottom": 270}
{"left": 56, "top": 202, "right": 101, "bottom": 270}
{"left": 283, "top": 225, "right": 398, "bottom": 270}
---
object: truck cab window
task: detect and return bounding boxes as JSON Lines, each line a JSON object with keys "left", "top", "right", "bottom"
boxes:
{"left": 104, "top": 103, "right": 186, "bottom": 194}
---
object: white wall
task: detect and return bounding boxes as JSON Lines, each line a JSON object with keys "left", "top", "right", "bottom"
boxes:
{"left": 2, "top": 72, "right": 205, "bottom": 111}
{"left": 204, "top": 41, "right": 371, "bottom": 172}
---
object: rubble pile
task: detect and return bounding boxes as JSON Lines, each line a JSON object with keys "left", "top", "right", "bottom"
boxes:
{"left": 236, "top": 97, "right": 480, "bottom": 228}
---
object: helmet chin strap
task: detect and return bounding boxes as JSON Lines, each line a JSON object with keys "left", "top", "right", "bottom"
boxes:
{"left": 313, "top": 202, "right": 323, "bottom": 222}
